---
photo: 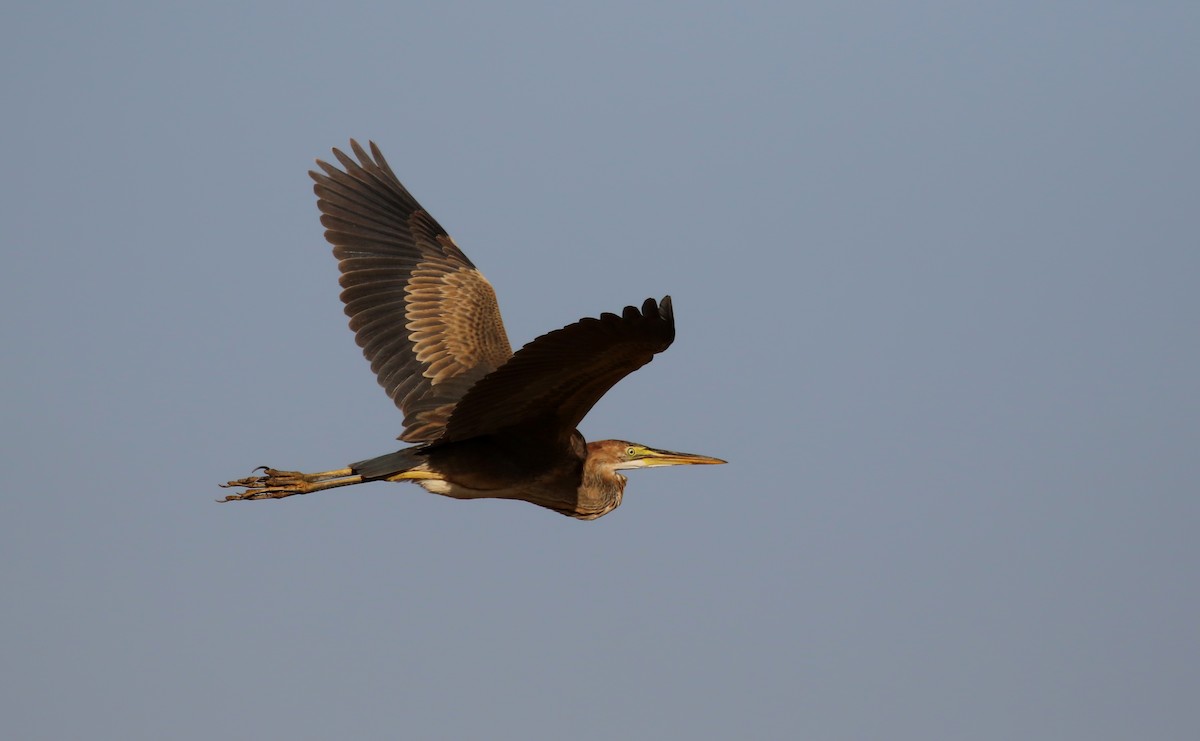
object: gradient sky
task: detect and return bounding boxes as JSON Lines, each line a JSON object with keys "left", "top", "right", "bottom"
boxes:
{"left": 4, "top": 2, "right": 1198, "bottom": 739}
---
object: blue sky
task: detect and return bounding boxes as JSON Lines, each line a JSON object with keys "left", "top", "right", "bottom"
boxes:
{"left": 3, "top": 2, "right": 1198, "bottom": 738}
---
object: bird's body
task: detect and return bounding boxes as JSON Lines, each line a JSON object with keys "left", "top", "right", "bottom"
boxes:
{"left": 356, "top": 433, "right": 618, "bottom": 519}
{"left": 221, "top": 140, "right": 723, "bottom": 519}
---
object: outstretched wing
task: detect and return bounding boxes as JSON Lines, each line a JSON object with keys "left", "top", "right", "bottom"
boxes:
{"left": 438, "top": 297, "right": 676, "bottom": 444}
{"left": 310, "top": 140, "right": 513, "bottom": 443}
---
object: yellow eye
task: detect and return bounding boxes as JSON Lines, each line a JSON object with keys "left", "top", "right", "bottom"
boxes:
{"left": 626, "top": 446, "right": 637, "bottom": 457}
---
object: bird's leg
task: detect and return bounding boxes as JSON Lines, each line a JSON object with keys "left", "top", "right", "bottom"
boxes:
{"left": 219, "top": 467, "right": 361, "bottom": 502}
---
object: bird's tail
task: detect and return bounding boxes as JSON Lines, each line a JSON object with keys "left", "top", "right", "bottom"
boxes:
{"left": 350, "top": 448, "right": 427, "bottom": 481}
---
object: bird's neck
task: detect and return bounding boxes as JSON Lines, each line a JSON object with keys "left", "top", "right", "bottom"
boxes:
{"left": 575, "top": 465, "right": 625, "bottom": 520}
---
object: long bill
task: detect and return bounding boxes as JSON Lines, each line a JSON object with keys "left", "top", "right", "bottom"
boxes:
{"left": 635, "top": 446, "right": 727, "bottom": 468}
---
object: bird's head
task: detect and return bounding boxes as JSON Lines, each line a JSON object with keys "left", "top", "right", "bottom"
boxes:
{"left": 588, "top": 440, "right": 727, "bottom": 471}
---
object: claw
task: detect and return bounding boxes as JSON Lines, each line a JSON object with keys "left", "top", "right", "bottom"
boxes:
{"left": 218, "top": 466, "right": 361, "bottom": 503}
{"left": 218, "top": 467, "right": 307, "bottom": 501}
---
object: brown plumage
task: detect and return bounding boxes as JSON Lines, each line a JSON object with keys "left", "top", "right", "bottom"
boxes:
{"left": 316, "top": 144, "right": 512, "bottom": 442}
{"left": 221, "top": 140, "right": 724, "bottom": 519}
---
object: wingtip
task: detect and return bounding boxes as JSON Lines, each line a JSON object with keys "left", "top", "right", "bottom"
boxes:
{"left": 653, "top": 295, "right": 673, "bottom": 324}
{"left": 638, "top": 295, "right": 674, "bottom": 342}
{"left": 318, "top": 138, "right": 373, "bottom": 163}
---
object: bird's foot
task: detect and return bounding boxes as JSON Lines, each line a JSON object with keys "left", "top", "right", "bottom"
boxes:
{"left": 219, "top": 468, "right": 310, "bottom": 501}
{"left": 218, "top": 466, "right": 360, "bottom": 502}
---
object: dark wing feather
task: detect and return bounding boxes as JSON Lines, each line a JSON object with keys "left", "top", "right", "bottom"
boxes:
{"left": 438, "top": 297, "right": 675, "bottom": 444}
{"left": 310, "top": 140, "right": 513, "bottom": 443}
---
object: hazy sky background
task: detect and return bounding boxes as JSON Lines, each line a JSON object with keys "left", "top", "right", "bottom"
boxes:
{"left": 3, "top": 2, "right": 1197, "bottom": 739}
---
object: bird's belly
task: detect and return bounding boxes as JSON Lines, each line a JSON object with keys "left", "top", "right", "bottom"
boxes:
{"left": 415, "top": 478, "right": 476, "bottom": 499}
{"left": 414, "top": 477, "right": 533, "bottom": 501}
{"left": 415, "top": 476, "right": 586, "bottom": 515}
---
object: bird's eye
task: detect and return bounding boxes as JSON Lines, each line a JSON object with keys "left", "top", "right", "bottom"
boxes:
{"left": 626, "top": 446, "right": 637, "bottom": 457}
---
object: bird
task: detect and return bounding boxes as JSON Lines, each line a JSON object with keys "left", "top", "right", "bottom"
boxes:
{"left": 220, "top": 140, "right": 724, "bottom": 519}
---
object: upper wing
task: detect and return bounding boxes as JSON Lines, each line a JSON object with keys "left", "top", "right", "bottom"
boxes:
{"left": 438, "top": 297, "right": 676, "bottom": 444}
{"left": 310, "top": 140, "right": 513, "bottom": 443}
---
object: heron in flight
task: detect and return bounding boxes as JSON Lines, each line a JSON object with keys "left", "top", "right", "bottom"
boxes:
{"left": 221, "top": 141, "right": 724, "bottom": 519}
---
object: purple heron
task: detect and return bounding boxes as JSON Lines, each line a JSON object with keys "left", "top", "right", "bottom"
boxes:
{"left": 220, "top": 141, "right": 724, "bottom": 519}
